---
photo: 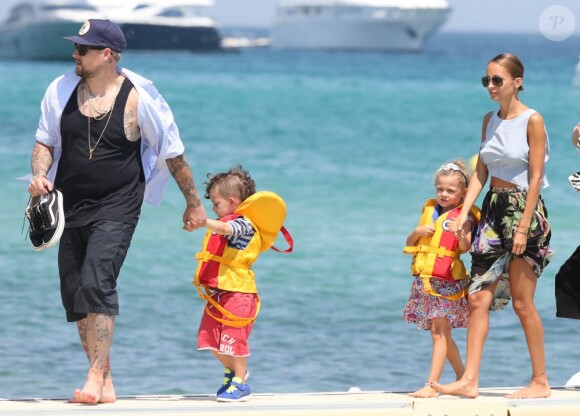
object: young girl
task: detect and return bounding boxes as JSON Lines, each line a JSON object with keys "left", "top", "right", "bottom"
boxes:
{"left": 403, "top": 160, "right": 479, "bottom": 398}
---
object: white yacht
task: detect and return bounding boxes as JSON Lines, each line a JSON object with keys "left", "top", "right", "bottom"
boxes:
{"left": 270, "top": 0, "right": 451, "bottom": 52}
{"left": 0, "top": 0, "right": 221, "bottom": 60}
{"left": 92, "top": 0, "right": 221, "bottom": 52}
{"left": 0, "top": 0, "right": 101, "bottom": 60}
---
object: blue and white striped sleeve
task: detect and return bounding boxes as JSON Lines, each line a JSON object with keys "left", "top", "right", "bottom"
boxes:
{"left": 229, "top": 217, "right": 254, "bottom": 237}
{"left": 226, "top": 217, "right": 255, "bottom": 250}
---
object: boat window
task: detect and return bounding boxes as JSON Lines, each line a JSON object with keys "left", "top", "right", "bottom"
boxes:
{"left": 41, "top": 4, "right": 97, "bottom": 11}
{"left": 6, "top": 3, "right": 35, "bottom": 23}
{"left": 11, "top": 3, "right": 34, "bottom": 14}
{"left": 158, "top": 8, "right": 184, "bottom": 18}
{"left": 336, "top": 6, "right": 363, "bottom": 16}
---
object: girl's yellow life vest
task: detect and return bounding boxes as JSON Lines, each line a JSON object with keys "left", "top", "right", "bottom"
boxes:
{"left": 403, "top": 199, "right": 481, "bottom": 300}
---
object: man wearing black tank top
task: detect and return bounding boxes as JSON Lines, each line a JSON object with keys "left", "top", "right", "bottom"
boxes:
{"left": 26, "top": 19, "right": 207, "bottom": 404}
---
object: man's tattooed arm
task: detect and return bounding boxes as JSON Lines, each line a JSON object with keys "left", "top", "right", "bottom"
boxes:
{"left": 31, "top": 142, "right": 54, "bottom": 177}
{"left": 166, "top": 153, "right": 202, "bottom": 208}
{"left": 28, "top": 142, "right": 55, "bottom": 195}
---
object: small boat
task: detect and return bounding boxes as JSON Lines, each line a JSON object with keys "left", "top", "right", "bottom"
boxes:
{"left": 0, "top": 0, "right": 222, "bottom": 60}
{"left": 219, "top": 27, "right": 271, "bottom": 51}
{"left": 270, "top": 0, "right": 451, "bottom": 52}
{"left": 221, "top": 36, "right": 271, "bottom": 50}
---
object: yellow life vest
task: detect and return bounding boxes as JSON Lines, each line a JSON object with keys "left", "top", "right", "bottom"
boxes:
{"left": 403, "top": 199, "right": 481, "bottom": 300}
{"left": 194, "top": 191, "right": 292, "bottom": 327}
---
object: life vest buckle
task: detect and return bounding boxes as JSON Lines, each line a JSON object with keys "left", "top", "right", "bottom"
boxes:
{"left": 414, "top": 244, "right": 459, "bottom": 259}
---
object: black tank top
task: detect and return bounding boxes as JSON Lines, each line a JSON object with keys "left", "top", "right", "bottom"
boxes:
{"left": 56, "top": 77, "right": 145, "bottom": 227}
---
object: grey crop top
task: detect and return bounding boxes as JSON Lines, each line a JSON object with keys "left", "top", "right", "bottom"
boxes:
{"left": 479, "top": 108, "right": 549, "bottom": 189}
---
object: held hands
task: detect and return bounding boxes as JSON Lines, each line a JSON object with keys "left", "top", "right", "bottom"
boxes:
{"left": 447, "top": 219, "right": 465, "bottom": 239}
{"left": 182, "top": 205, "right": 207, "bottom": 232}
{"left": 448, "top": 214, "right": 467, "bottom": 239}
{"left": 28, "top": 175, "right": 53, "bottom": 196}
{"left": 450, "top": 215, "right": 469, "bottom": 245}
{"left": 450, "top": 213, "right": 466, "bottom": 236}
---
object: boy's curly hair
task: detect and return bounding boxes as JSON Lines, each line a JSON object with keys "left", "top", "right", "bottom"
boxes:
{"left": 204, "top": 165, "right": 256, "bottom": 201}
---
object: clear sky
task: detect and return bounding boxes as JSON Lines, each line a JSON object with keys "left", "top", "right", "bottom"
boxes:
{"left": 2, "top": 0, "right": 580, "bottom": 35}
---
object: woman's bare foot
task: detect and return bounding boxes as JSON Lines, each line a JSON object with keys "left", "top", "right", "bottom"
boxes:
{"left": 506, "top": 378, "right": 551, "bottom": 399}
{"left": 408, "top": 383, "right": 439, "bottom": 398}
{"left": 431, "top": 379, "right": 479, "bottom": 398}
{"left": 72, "top": 369, "right": 104, "bottom": 404}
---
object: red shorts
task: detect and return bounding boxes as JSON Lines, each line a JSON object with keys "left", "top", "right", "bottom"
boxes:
{"left": 197, "top": 291, "right": 259, "bottom": 357}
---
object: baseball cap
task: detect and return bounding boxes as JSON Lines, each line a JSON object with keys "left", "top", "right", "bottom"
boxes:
{"left": 64, "top": 19, "right": 126, "bottom": 53}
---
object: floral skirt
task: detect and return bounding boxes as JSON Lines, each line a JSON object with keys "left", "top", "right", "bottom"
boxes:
{"left": 403, "top": 277, "right": 469, "bottom": 330}
{"left": 469, "top": 187, "right": 553, "bottom": 311}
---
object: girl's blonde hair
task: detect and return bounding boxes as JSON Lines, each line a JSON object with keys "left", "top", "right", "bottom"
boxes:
{"left": 435, "top": 160, "right": 470, "bottom": 188}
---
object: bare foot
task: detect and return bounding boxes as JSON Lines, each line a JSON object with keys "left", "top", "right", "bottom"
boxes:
{"left": 68, "top": 372, "right": 115, "bottom": 404}
{"left": 431, "top": 380, "right": 479, "bottom": 398}
{"left": 506, "top": 380, "right": 551, "bottom": 399}
{"left": 408, "top": 384, "right": 439, "bottom": 398}
{"left": 71, "top": 369, "right": 104, "bottom": 404}
{"left": 100, "top": 373, "right": 116, "bottom": 403}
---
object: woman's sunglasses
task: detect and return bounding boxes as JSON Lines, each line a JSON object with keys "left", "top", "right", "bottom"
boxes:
{"left": 74, "top": 43, "right": 106, "bottom": 56}
{"left": 481, "top": 75, "right": 504, "bottom": 88}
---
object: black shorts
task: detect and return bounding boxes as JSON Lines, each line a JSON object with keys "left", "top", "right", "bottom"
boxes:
{"left": 58, "top": 219, "right": 136, "bottom": 322}
{"left": 555, "top": 245, "right": 580, "bottom": 320}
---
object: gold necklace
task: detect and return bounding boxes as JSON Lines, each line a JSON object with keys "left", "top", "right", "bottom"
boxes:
{"left": 88, "top": 77, "right": 122, "bottom": 160}
{"left": 80, "top": 82, "right": 110, "bottom": 121}
{"left": 87, "top": 89, "right": 109, "bottom": 120}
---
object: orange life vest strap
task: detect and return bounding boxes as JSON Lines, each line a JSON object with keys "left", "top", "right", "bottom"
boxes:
{"left": 195, "top": 252, "right": 251, "bottom": 270}
{"left": 422, "top": 277, "right": 467, "bottom": 301}
{"left": 270, "top": 226, "right": 294, "bottom": 253}
{"left": 403, "top": 244, "right": 460, "bottom": 259}
{"left": 195, "top": 283, "right": 261, "bottom": 327}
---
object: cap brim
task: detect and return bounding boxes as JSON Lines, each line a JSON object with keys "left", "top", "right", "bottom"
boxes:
{"left": 63, "top": 35, "right": 102, "bottom": 47}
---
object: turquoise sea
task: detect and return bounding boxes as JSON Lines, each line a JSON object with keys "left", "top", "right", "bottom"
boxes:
{"left": 2, "top": 33, "right": 580, "bottom": 399}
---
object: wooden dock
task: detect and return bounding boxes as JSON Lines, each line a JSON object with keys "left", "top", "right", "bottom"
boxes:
{"left": 0, "top": 387, "right": 580, "bottom": 416}
{"left": 2, "top": 387, "right": 580, "bottom": 415}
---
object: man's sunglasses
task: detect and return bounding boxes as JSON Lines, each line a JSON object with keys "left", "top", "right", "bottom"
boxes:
{"left": 74, "top": 43, "right": 106, "bottom": 56}
{"left": 481, "top": 75, "right": 504, "bottom": 88}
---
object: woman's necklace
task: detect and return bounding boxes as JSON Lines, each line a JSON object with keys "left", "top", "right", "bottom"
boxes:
{"left": 87, "top": 77, "right": 122, "bottom": 160}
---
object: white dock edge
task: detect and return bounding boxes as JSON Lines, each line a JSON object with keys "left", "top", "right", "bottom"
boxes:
{"left": 2, "top": 387, "right": 580, "bottom": 416}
